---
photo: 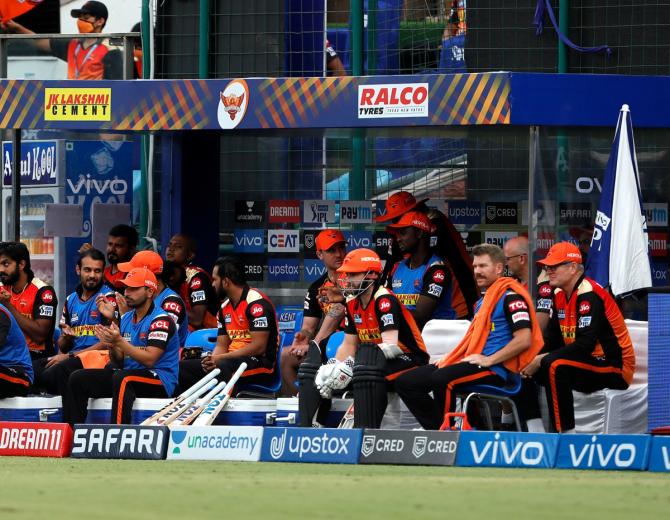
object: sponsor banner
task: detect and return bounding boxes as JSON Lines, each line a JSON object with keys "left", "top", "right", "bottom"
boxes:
{"left": 359, "top": 429, "right": 459, "bottom": 466}
{"left": 644, "top": 203, "right": 668, "bottom": 228}
{"left": 278, "top": 307, "right": 303, "bottom": 332}
{"left": 260, "top": 427, "right": 362, "bottom": 464}
{"left": 535, "top": 232, "right": 556, "bottom": 256}
{"left": 304, "top": 259, "right": 326, "bottom": 283}
{"left": 242, "top": 255, "right": 265, "bottom": 282}
{"left": 234, "top": 200, "right": 265, "bottom": 225}
{"left": 649, "top": 232, "right": 667, "bottom": 258}
{"left": 70, "top": 424, "right": 168, "bottom": 460}
{"left": 484, "top": 231, "right": 518, "bottom": 248}
{"left": 651, "top": 262, "right": 668, "bottom": 286}
{"left": 520, "top": 200, "right": 556, "bottom": 226}
{"left": 45, "top": 87, "right": 111, "bottom": 121}
{"left": 269, "top": 199, "right": 301, "bottom": 223}
{"left": 555, "top": 434, "right": 651, "bottom": 471}
{"left": 267, "top": 230, "right": 300, "bottom": 253}
{"left": 303, "top": 200, "right": 336, "bottom": 224}
{"left": 233, "top": 229, "right": 264, "bottom": 253}
{"left": 559, "top": 202, "right": 593, "bottom": 226}
{"left": 267, "top": 258, "right": 300, "bottom": 282}
{"left": 357, "top": 83, "right": 429, "bottom": 119}
{"left": 446, "top": 201, "right": 482, "bottom": 226}
{"left": 425, "top": 199, "right": 447, "bottom": 215}
{"left": 463, "top": 231, "right": 482, "bottom": 253}
{"left": 373, "top": 232, "right": 393, "bottom": 259}
{"left": 2, "top": 140, "right": 61, "bottom": 187}
{"left": 217, "top": 79, "right": 249, "bottom": 130}
{"left": 0, "top": 422, "right": 72, "bottom": 458}
{"left": 167, "top": 426, "right": 263, "bottom": 461}
{"left": 648, "top": 436, "right": 670, "bottom": 472}
{"left": 455, "top": 431, "right": 560, "bottom": 468}
{"left": 303, "top": 231, "right": 318, "bottom": 258}
{"left": 340, "top": 200, "right": 373, "bottom": 224}
{"left": 485, "top": 202, "right": 518, "bottom": 225}
{"left": 344, "top": 230, "right": 373, "bottom": 250}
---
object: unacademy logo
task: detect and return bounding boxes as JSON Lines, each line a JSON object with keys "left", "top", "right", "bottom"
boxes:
{"left": 170, "top": 430, "right": 187, "bottom": 454}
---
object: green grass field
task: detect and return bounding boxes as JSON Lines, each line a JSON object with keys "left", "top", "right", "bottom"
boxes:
{"left": 1, "top": 458, "right": 668, "bottom": 520}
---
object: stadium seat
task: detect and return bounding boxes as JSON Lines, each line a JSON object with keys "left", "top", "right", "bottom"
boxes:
{"left": 459, "top": 374, "right": 523, "bottom": 431}
{"left": 421, "top": 319, "right": 470, "bottom": 363}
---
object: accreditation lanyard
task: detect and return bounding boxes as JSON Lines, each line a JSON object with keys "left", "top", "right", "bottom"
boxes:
{"left": 73, "top": 41, "right": 100, "bottom": 79}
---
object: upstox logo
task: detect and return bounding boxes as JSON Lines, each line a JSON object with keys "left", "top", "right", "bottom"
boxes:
{"left": 261, "top": 427, "right": 362, "bottom": 464}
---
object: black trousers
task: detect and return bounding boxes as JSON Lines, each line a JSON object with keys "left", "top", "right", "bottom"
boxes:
{"left": 536, "top": 344, "right": 628, "bottom": 432}
{"left": 63, "top": 367, "right": 167, "bottom": 425}
{"left": 0, "top": 365, "right": 31, "bottom": 398}
{"left": 178, "top": 356, "right": 275, "bottom": 394}
{"left": 394, "top": 362, "right": 504, "bottom": 430}
{"left": 33, "top": 356, "right": 84, "bottom": 396}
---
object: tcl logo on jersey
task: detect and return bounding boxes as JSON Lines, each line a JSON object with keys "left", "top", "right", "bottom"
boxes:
{"left": 432, "top": 270, "right": 445, "bottom": 283}
{"left": 150, "top": 320, "right": 170, "bottom": 331}
{"left": 163, "top": 301, "right": 182, "bottom": 314}
{"left": 190, "top": 278, "right": 202, "bottom": 289}
{"left": 539, "top": 284, "right": 552, "bottom": 297}
{"left": 250, "top": 304, "right": 264, "bottom": 317}
{"left": 507, "top": 300, "right": 528, "bottom": 312}
{"left": 42, "top": 290, "right": 54, "bottom": 302}
{"left": 378, "top": 298, "right": 391, "bottom": 312}
{"left": 579, "top": 302, "right": 591, "bottom": 315}
{"left": 358, "top": 83, "right": 429, "bottom": 119}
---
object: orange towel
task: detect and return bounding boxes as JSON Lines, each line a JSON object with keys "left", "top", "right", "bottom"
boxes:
{"left": 76, "top": 350, "right": 110, "bottom": 369}
{"left": 437, "top": 277, "right": 544, "bottom": 373}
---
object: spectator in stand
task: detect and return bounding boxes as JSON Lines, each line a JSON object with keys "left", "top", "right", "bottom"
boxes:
{"left": 2, "top": 1, "right": 123, "bottom": 80}
{"left": 326, "top": 39, "right": 346, "bottom": 76}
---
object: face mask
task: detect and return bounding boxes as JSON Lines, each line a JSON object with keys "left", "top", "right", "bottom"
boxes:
{"left": 77, "top": 19, "right": 95, "bottom": 34}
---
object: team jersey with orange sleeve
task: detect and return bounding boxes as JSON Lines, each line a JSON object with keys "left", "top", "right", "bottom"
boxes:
{"left": 8, "top": 277, "right": 57, "bottom": 355}
{"left": 216, "top": 287, "right": 279, "bottom": 363}
{"left": 181, "top": 265, "right": 219, "bottom": 330}
{"left": 303, "top": 273, "right": 345, "bottom": 329}
{"left": 343, "top": 286, "right": 428, "bottom": 363}
{"left": 550, "top": 276, "right": 635, "bottom": 384}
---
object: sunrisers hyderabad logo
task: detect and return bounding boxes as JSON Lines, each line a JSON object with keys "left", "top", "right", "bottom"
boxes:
{"left": 217, "top": 79, "right": 249, "bottom": 130}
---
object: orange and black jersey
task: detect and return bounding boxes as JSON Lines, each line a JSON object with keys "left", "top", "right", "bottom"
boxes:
{"left": 548, "top": 275, "right": 635, "bottom": 384}
{"left": 216, "top": 286, "right": 279, "bottom": 363}
{"left": 103, "top": 266, "right": 127, "bottom": 292}
{"left": 181, "top": 265, "right": 219, "bottom": 329}
{"left": 50, "top": 38, "right": 122, "bottom": 80}
{"left": 8, "top": 277, "right": 57, "bottom": 354}
{"left": 303, "top": 273, "right": 345, "bottom": 329}
{"left": 343, "top": 286, "right": 428, "bottom": 363}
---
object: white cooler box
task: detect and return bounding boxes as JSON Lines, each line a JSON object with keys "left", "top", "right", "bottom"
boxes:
{"left": 86, "top": 397, "right": 173, "bottom": 424}
{"left": 0, "top": 396, "right": 63, "bottom": 422}
{"left": 275, "top": 397, "right": 352, "bottom": 427}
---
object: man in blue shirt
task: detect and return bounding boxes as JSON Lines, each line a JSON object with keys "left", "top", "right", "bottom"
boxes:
{"left": 0, "top": 303, "right": 33, "bottom": 397}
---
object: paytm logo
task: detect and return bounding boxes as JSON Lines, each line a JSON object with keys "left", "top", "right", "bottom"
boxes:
{"left": 268, "top": 259, "right": 300, "bottom": 282}
{"left": 261, "top": 427, "right": 362, "bottom": 464}
{"left": 456, "top": 431, "right": 559, "bottom": 468}
{"left": 340, "top": 201, "right": 373, "bottom": 224}
{"left": 304, "top": 259, "right": 326, "bottom": 283}
{"left": 267, "top": 230, "right": 299, "bottom": 253}
{"left": 644, "top": 203, "right": 668, "bottom": 227}
{"left": 234, "top": 229, "right": 264, "bottom": 253}
{"left": 556, "top": 434, "right": 651, "bottom": 471}
{"left": 344, "top": 231, "right": 373, "bottom": 249}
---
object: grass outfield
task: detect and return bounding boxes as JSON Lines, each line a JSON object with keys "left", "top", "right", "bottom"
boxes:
{"left": 1, "top": 458, "right": 668, "bottom": 520}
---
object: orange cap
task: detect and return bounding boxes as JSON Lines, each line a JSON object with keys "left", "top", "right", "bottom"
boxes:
{"left": 315, "top": 229, "right": 346, "bottom": 251}
{"left": 375, "top": 191, "right": 428, "bottom": 222}
{"left": 386, "top": 210, "right": 434, "bottom": 233}
{"left": 121, "top": 267, "right": 158, "bottom": 290}
{"left": 337, "top": 248, "right": 382, "bottom": 273}
{"left": 118, "top": 250, "right": 164, "bottom": 274}
{"left": 538, "top": 242, "right": 582, "bottom": 266}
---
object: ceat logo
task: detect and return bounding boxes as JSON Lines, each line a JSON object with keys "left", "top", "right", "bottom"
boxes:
{"left": 42, "top": 290, "right": 54, "bottom": 302}
{"left": 579, "top": 302, "right": 591, "bottom": 315}
{"left": 539, "top": 284, "right": 552, "bottom": 297}
{"left": 358, "top": 83, "right": 429, "bottom": 119}
{"left": 432, "top": 270, "right": 445, "bottom": 283}
{"left": 378, "top": 298, "right": 391, "bottom": 312}
{"left": 217, "top": 79, "right": 249, "bottom": 130}
{"left": 250, "top": 304, "right": 264, "bottom": 317}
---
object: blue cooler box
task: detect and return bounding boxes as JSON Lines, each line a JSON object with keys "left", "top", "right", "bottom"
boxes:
{"left": 216, "top": 399, "right": 277, "bottom": 426}
{"left": 86, "top": 397, "right": 173, "bottom": 424}
{"left": 275, "top": 397, "right": 352, "bottom": 427}
{"left": 0, "top": 396, "right": 63, "bottom": 422}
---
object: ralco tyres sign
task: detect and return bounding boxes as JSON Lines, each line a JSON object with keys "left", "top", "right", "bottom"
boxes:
{"left": 358, "top": 84, "right": 429, "bottom": 119}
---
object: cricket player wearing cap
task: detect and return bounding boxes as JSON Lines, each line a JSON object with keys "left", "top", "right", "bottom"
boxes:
{"left": 62, "top": 268, "right": 180, "bottom": 425}
{"left": 298, "top": 248, "right": 428, "bottom": 429}
{"left": 117, "top": 250, "right": 189, "bottom": 347}
{"left": 386, "top": 211, "right": 456, "bottom": 329}
{"left": 521, "top": 242, "right": 635, "bottom": 433}
{"left": 280, "top": 229, "right": 347, "bottom": 396}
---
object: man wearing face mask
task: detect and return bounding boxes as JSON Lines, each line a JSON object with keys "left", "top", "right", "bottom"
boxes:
{"left": 2, "top": 1, "right": 122, "bottom": 80}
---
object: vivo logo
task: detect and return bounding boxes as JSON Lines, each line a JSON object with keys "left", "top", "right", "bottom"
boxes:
{"left": 567, "top": 436, "right": 636, "bottom": 468}
{"left": 575, "top": 177, "right": 603, "bottom": 194}
{"left": 67, "top": 174, "right": 128, "bottom": 195}
{"left": 306, "top": 264, "right": 326, "bottom": 277}
{"left": 235, "top": 235, "right": 262, "bottom": 247}
{"left": 470, "top": 432, "right": 545, "bottom": 466}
